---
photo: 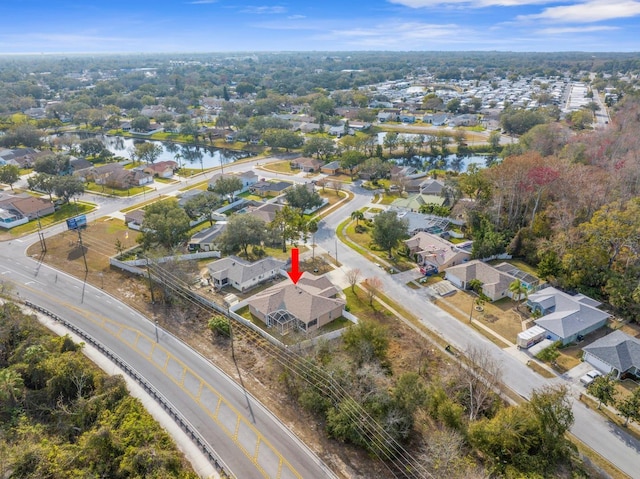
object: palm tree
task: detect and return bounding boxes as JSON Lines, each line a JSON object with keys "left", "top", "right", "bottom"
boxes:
{"left": 351, "top": 210, "right": 364, "bottom": 226}
{"left": 509, "top": 279, "right": 528, "bottom": 312}
{"left": 0, "top": 369, "right": 24, "bottom": 407}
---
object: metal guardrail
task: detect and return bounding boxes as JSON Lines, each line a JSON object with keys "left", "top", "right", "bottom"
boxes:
{"left": 24, "top": 300, "right": 235, "bottom": 479}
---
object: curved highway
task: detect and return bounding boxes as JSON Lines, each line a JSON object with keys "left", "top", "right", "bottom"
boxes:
{"left": 1, "top": 156, "right": 338, "bottom": 479}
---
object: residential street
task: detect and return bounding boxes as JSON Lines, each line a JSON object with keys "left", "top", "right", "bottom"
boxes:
{"left": 315, "top": 181, "right": 640, "bottom": 479}
{"left": 2, "top": 159, "right": 639, "bottom": 478}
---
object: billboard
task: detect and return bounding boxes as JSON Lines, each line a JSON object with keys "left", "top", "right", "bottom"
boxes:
{"left": 66, "top": 214, "right": 87, "bottom": 231}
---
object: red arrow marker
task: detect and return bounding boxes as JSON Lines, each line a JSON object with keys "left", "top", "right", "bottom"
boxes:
{"left": 288, "top": 248, "right": 303, "bottom": 284}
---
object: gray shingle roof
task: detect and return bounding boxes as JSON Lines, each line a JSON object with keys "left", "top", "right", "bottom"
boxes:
{"left": 532, "top": 287, "right": 610, "bottom": 340}
{"left": 583, "top": 330, "right": 640, "bottom": 373}
{"left": 189, "top": 223, "right": 226, "bottom": 244}
{"left": 208, "top": 256, "right": 286, "bottom": 285}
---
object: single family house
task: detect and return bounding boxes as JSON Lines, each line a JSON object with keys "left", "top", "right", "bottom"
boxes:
{"left": 446, "top": 260, "right": 518, "bottom": 302}
{"left": 207, "top": 256, "right": 286, "bottom": 292}
{"left": 250, "top": 180, "right": 293, "bottom": 198}
{"left": 405, "top": 231, "right": 471, "bottom": 270}
{"left": 291, "top": 156, "right": 323, "bottom": 172}
{"left": 187, "top": 223, "right": 226, "bottom": 252}
{"left": 528, "top": 287, "right": 611, "bottom": 345}
{"left": 391, "top": 193, "right": 445, "bottom": 211}
{"left": 143, "top": 160, "right": 178, "bottom": 178}
{"left": 583, "top": 330, "right": 640, "bottom": 380}
{"left": 246, "top": 274, "right": 346, "bottom": 334}
{"left": 124, "top": 209, "right": 145, "bottom": 230}
{"left": 0, "top": 195, "right": 56, "bottom": 221}
{"left": 320, "top": 161, "right": 341, "bottom": 176}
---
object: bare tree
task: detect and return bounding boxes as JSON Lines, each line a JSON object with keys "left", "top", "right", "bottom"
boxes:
{"left": 71, "top": 370, "right": 92, "bottom": 400}
{"left": 391, "top": 172, "right": 410, "bottom": 193}
{"left": 329, "top": 180, "right": 343, "bottom": 196}
{"left": 363, "top": 276, "right": 383, "bottom": 306}
{"left": 456, "top": 345, "right": 503, "bottom": 421}
{"left": 419, "top": 428, "right": 466, "bottom": 477}
{"left": 346, "top": 268, "right": 361, "bottom": 293}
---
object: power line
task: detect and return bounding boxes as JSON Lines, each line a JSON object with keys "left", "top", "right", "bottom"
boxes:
{"left": 147, "top": 261, "right": 434, "bottom": 479}
{"left": 40, "top": 227, "right": 433, "bottom": 477}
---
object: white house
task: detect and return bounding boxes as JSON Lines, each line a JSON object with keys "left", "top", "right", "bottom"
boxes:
{"left": 208, "top": 170, "right": 258, "bottom": 193}
{"left": 207, "top": 256, "right": 286, "bottom": 292}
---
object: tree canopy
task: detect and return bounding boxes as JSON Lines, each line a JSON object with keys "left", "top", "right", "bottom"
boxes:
{"left": 183, "top": 191, "right": 221, "bottom": 225}
{"left": 139, "top": 200, "right": 191, "bottom": 250}
{"left": 132, "top": 141, "right": 163, "bottom": 164}
{"left": 210, "top": 175, "right": 243, "bottom": 200}
{"left": 0, "top": 164, "right": 20, "bottom": 191}
{"left": 372, "top": 211, "right": 409, "bottom": 258}
{"left": 0, "top": 302, "right": 197, "bottom": 478}
{"left": 285, "top": 184, "right": 323, "bottom": 212}
{"left": 217, "top": 213, "right": 267, "bottom": 258}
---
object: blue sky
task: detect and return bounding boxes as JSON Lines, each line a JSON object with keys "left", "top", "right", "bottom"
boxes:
{"left": 0, "top": 0, "right": 639, "bottom": 53}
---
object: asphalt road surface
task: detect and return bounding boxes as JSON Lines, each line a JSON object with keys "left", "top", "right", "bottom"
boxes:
{"left": 3, "top": 156, "right": 639, "bottom": 478}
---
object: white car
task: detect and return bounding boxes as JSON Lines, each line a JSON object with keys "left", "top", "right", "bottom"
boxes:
{"left": 580, "top": 370, "right": 602, "bottom": 386}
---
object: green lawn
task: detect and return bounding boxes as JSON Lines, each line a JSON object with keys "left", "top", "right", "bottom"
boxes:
{"left": 343, "top": 287, "right": 395, "bottom": 320}
{"left": 178, "top": 167, "right": 207, "bottom": 177}
{"left": 154, "top": 177, "right": 178, "bottom": 184}
{"left": 378, "top": 193, "right": 402, "bottom": 205}
{"left": 261, "top": 161, "right": 294, "bottom": 174}
{"left": 186, "top": 220, "right": 213, "bottom": 237}
{"left": 120, "top": 195, "right": 168, "bottom": 213}
{"left": 10, "top": 201, "right": 96, "bottom": 236}
{"left": 237, "top": 191, "right": 264, "bottom": 201}
{"left": 84, "top": 181, "right": 153, "bottom": 197}
{"left": 343, "top": 220, "right": 414, "bottom": 272}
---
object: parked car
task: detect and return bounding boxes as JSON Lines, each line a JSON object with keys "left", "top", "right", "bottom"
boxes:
{"left": 580, "top": 370, "right": 602, "bottom": 386}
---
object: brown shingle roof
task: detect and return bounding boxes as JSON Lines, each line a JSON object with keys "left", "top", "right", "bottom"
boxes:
{"left": 10, "top": 196, "right": 54, "bottom": 216}
{"left": 247, "top": 274, "right": 344, "bottom": 325}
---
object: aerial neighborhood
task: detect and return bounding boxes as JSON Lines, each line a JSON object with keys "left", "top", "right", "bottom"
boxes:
{"left": 1, "top": 50, "right": 640, "bottom": 479}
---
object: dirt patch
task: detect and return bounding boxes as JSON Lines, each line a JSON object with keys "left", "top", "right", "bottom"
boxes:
{"left": 435, "top": 291, "right": 524, "bottom": 344}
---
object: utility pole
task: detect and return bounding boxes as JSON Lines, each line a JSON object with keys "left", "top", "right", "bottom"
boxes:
{"left": 145, "top": 256, "right": 155, "bottom": 304}
{"left": 36, "top": 212, "right": 46, "bottom": 252}
{"left": 77, "top": 228, "right": 88, "bottom": 273}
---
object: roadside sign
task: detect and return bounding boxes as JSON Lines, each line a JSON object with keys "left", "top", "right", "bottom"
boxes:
{"left": 66, "top": 214, "right": 87, "bottom": 230}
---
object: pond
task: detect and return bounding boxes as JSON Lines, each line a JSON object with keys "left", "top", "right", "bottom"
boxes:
{"left": 52, "top": 133, "right": 251, "bottom": 170}
{"left": 393, "top": 154, "right": 496, "bottom": 172}
{"left": 103, "top": 136, "right": 251, "bottom": 170}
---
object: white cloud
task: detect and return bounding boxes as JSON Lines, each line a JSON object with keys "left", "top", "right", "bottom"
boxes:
{"left": 315, "top": 21, "right": 470, "bottom": 47}
{"left": 389, "top": 0, "right": 560, "bottom": 7}
{"left": 186, "top": 0, "right": 217, "bottom": 4}
{"left": 240, "top": 6, "right": 287, "bottom": 14}
{"left": 518, "top": 0, "right": 640, "bottom": 22}
{"left": 287, "top": 14, "right": 306, "bottom": 20}
{"left": 536, "top": 25, "right": 619, "bottom": 34}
